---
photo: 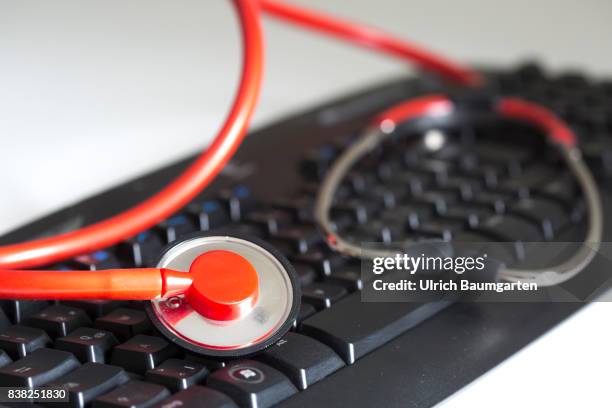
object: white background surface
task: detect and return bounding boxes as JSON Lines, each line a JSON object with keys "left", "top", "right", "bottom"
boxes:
{"left": 1, "top": 1, "right": 612, "bottom": 406}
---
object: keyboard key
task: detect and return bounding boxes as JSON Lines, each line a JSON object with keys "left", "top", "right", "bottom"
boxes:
{"left": 157, "top": 214, "right": 198, "bottom": 243}
{"left": 537, "top": 173, "right": 578, "bottom": 207}
{"left": 271, "top": 196, "right": 314, "bottom": 224}
{"left": 411, "top": 219, "right": 465, "bottom": 241}
{"left": 27, "top": 305, "right": 92, "bottom": 338}
{"left": 301, "top": 293, "right": 452, "bottom": 364}
{"left": 207, "top": 360, "right": 297, "bottom": 408}
{"left": 0, "top": 300, "right": 49, "bottom": 324}
{"left": 0, "top": 348, "right": 80, "bottom": 387}
{"left": 0, "top": 325, "right": 51, "bottom": 359}
{"left": 291, "top": 250, "right": 345, "bottom": 276}
{"left": 466, "top": 191, "right": 509, "bottom": 214}
{"left": 381, "top": 204, "right": 433, "bottom": 229}
{"left": 325, "top": 267, "right": 364, "bottom": 291}
{"left": 55, "top": 328, "right": 118, "bottom": 363}
{"left": 440, "top": 205, "right": 491, "bottom": 228}
{"left": 510, "top": 197, "right": 569, "bottom": 240}
{"left": 188, "top": 200, "right": 231, "bottom": 231}
{"left": 110, "top": 335, "right": 177, "bottom": 374}
{"left": 292, "top": 264, "right": 316, "bottom": 287}
{"left": 145, "top": 359, "right": 208, "bottom": 391}
{"left": 95, "top": 308, "right": 151, "bottom": 341}
{"left": 246, "top": 209, "right": 292, "bottom": 235}
{"left": 256, "top": 333, "right": 344, "bottom": 390}
{"left": 302, "top": 283, "right": 348, "bottom": 309}
{"left": 93, "top": 380, "right": 170, "bottom": 408}
{"left": 331, "top": 199, "right": 378, "bottom": 224}
{"left": 475, "top": 214, "right": 543, "bottom": 242}
{"left": 0, "top": 308, "right": 10, "bottom": 330}
{"left": 219, "top": 185, "right": 256, "bottom": 221}
{"left": 118, "top": 231, "right": 164, "bottom": 267}
{"left": 44, "top": 363, "right": 129, "bottom": 408}
{"left": 270, "top": 226, "right": 322, "bottom": 254}
{"left": 501, "top": 163, "right": 556, "bottom": 191}
{"left": 60, "top": 301, "right": 128, "bottom": 319}
{"left": 0, "top": 349, "right": 12, "bottom": 367}
{"left": 295, "top": 300, "right": 317, "bottom": 328}
{"left": 151, "top": 385, "right": 238, "bottom": 408}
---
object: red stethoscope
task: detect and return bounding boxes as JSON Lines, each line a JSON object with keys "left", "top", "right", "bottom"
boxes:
{"left": 0, "top": 0, "right": 601, "bottom": 357}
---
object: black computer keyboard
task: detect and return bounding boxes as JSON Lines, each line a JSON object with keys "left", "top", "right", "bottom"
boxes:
{"left": 0, "top": 62, "right": 611, "bottom": 408}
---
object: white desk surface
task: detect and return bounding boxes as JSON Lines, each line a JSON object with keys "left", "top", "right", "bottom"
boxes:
{"left": 1, "top": 1, "right": 612, "bottom": 406}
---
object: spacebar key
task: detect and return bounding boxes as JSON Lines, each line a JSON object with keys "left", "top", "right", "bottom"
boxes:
{"left": 300, "top": 293, "right": 452, "bottom": 364}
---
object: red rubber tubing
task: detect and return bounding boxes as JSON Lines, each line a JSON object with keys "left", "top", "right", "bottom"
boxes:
{"left": 0, "top": 0, "right": 264, "bottom": 270}
{"left": 373, "top": 95, "right": 577, "bottom": 148}
{"left": 0, "top": 267, "right": 191, "bottom": 300}
{"left": 258, "top": 0, "right": 482, "bottom": 87}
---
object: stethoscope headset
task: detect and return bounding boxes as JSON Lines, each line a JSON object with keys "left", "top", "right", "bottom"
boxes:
{"left": 0, "top": 0, "right": 602, "bottom": 358}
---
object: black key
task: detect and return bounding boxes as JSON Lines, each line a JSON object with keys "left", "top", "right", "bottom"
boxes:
{"left": 302, "top": 283, "right": 348, "bottom": 309}
{"left": 218, "top": 185, "right": 256, "bottom": 221}
{"left": 291, "top": 250, "right": 345, "bottom": 276}
{"left": 72, "top": 251, "right": 121, "bottom": 270}
{"left": 292, "top": 302, "right": 316, "bottom": 330}
{"left": 331, "top": 199, "right": 378, "bottom": 225}
{"left": 28, "top": 305, "right": 92, "bottom": 338}
{"left": 353, "top": 220, "right": 403, "bottom": 243}
{"left": 510, "top": 197, "right": 569, "bottom": 240}
{"left": 271, "top": 196, "right": 314, "bottom": 224}
{"left": 157, "top": 214, "right": 198, "bottom": 243}
{"left": 0, "top": 325, "right": 51, "bottom": 360}
{"left": 270, "top": 226, "right": 322, "bottom": 254}
{"left": 325, "top": 267, "right": 364, "bottom": 291}
{"left": 380, "top": 204, "right": 433, "bottom": 229}
{"left": 45, "top": 363, "right": 130, "bottom": 408}
{"left": 466, "top": 191, "right": 509, "bottom": 214}
{"left": 410, "top": 190, "right": 456, "bottom": 213}
{"left": 0, "top": 349, "right": 12, "bottom": 367}
{"left": 440, "top": 205, "right": 491, "bottom": 228}
{"left": 292, "top": 264, "right": 316, "bottom": 287}
{"left": 363, "top": 186, "right": 397, "bottom": 209}
{"left": 387, "top": 170, "right": 429, "bottom": 195}
{"left": 216, "top": 223, "right": 266, "bottom": 239}
{"left": 60, "top": 301, "right": 128, "bottom": 319}
{"left": 207, "top": 360, "right": 297, "bottom": 408}
{"left": 118, "top": 231, "right": 164, "bottom": 267}
{"left": 501, "top": 163, "right": 556, "bottom": 192}
{"left": 0, "top": 300, "right": 49, "bottom": 324}
{"left": 110, "top": 335, "right": 177, "bottom": 374}
{"left": 537, "top": 173, "right": 578, "bottom": 208}
{"left": 0, "top": 308, "right": 10, "bottom": 330}
{"left": 245, "top": 209, "right": 292, "bottom": 235}
{"left": 301, "top": 145, "right": 338, "bottom": 181}
{"left": 188, "top": 200, "right": 231, "bottom": 231}
{"left": 151, "top": 385, "right": 238, "bottom": 408}
{"left": 55, "top": 328, "right": 118, "bottom": 363}
{"left": 256, "top": 332, "right": 344, "bottom": 390}
{"left": 93, "top": 380, "right": 170, "bottom": 408}
{"left": 145, "top": 359, "right": 208, "bottom": 391}
{"left": 475, "top": 214, "right": 543, "bottom": 243}
{"left": 301, "top": 293, "right": 452, "bottom": 364}
{"left": 95, "top": 308, "right": 151, "bottom": 341}
{"left": 411, "top": 219, "right": 465, "bottom": 241}
{"left": 0, "top": 348, "right": 80, "bottom": 387}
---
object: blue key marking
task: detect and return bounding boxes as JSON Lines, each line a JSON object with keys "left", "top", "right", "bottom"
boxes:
{"left": 234, "top": 186, "right": 250, "bottom": 199}
{"left": 167, "top": 215, "right": 187, "bottom": 226}
{"left": 93, "top": 251, "right": 109, "bottom": 262}
{"left": 136, "top": 231, "right": 150, "bottom": 243}
{"left": 202, "top": 201, "right": 219, "bottom": 213}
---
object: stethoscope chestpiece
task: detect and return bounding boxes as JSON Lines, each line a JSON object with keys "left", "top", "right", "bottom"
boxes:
{"left": 145, "top": 232, "right": 300, "bottom": 358}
